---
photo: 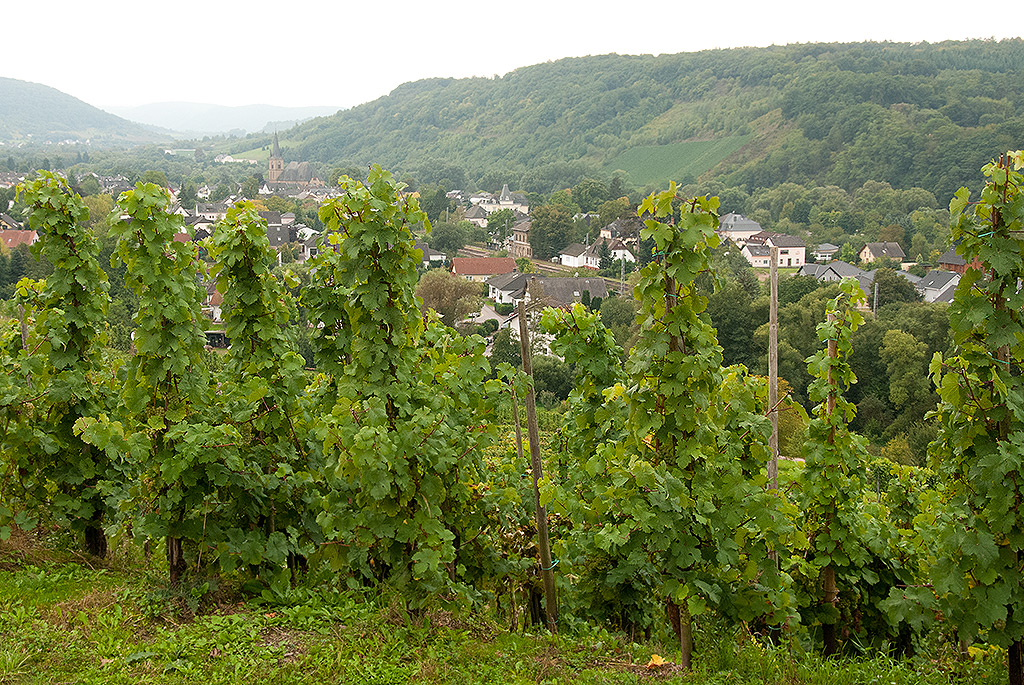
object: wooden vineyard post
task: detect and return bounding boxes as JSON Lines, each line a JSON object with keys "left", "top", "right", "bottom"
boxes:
{"left": 516, "top": 299, "right": 558, "bottom": 632}
{"left": 822, "top": 310, "right": 839, "bottom": 656}
{"left": 768, "top": 246, "right": 779, "bottom": 490}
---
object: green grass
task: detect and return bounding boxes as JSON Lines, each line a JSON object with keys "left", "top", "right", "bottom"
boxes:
{"left": 607, "top": 136, "right": 750, "bottom": 188}
{"left": 0, "top": 532, "right": 1003, "bottom": 684}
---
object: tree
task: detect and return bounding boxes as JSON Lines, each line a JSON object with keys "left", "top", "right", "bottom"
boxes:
{"left": 528, "top": 204, "right": 575, "bottom": 260}
{"left": 418, "top": 184, "right": 452, "bottom": 223}
{"left": 598, "top": 240, "right": 612, "bottom": 270}
{"left": 141, "top": 170, "right": 168, "bottom": 187}
{"left": 515, "top": 257, "right": 535, "bottom": 273}
{"left": 241, "top": 175, "right": 260, "bottom": 199}
{"left": 879, "top": 329, "right": 929, "bottom": 411}
{"left": 546, "top": 189, "right": 581, "bottom": 216}
{"left": 78, "top": 175, "right": 101, "bottom": 197}
{"left": 572, "top": 178, "right": 609, "bottom": 213}
{"left": 178, "top": 181, "right": 198, "bottom": 208}
{"left": 487, "top": 208, "right": 517, "bottom": 241}
{"left": 871, "top": 268, "right": 921, "bottom": 307}
{"left": 597, "top": 198, "right": 632, "bottom": 227}
{"left": 426, "top": 220, "right": 467, "bottom": 256}
{"left": 415, "top": 269, "right": 481, "bottom": 327}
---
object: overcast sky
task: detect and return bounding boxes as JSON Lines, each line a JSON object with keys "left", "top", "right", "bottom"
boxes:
{"left": 7, "top": 0, "right": 1021, "bottom": 110}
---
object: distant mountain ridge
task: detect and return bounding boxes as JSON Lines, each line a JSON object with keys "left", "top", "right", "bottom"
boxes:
{"left": 0, "top": 77, "right": 159, "bottom": 144}
{"left": 248, "top": 39, "right": 1024, "bottom": 201}
{"left": 106, "top": 102, "right": 342, "bottom": 135}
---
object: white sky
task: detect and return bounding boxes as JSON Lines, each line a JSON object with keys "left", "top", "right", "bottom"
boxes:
{"left": 6, "top": 0, "right": 1021, "bottom": 110}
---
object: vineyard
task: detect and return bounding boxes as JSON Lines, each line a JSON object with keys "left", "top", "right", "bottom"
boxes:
{"left": 1, "top": 156, "right": 1023, "bottom": 683}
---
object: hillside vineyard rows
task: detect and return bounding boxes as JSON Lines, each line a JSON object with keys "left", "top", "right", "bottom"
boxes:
{"left": 1, "top": 152, "right": 1023, "bottom": 682}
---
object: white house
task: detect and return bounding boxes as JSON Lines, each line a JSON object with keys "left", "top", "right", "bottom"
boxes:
{"left": 767, "top": 234, "right": 806, "bottom": 267}
{"left": 718, "top": 213, "right": 763, "bottom": 245}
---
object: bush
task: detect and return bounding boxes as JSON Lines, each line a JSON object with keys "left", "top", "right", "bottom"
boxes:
{"left": 495, "top": 302, "right": 514, "bottom": 316}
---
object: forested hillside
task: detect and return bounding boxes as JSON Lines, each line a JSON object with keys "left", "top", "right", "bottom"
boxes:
{"left": 0, "top": 78, "right": 159, "bottom": 144}
{"left": 249, "top": 40, "right": 1024, "bottom": 200}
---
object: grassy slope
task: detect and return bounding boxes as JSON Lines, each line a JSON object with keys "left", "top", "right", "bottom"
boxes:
{"left": 0, "top": 530, "right": 1001, "bottom": 684}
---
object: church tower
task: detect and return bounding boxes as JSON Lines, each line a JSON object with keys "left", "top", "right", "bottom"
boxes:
{"left": 268, "top": 132, "right": 284, "bottom": 183}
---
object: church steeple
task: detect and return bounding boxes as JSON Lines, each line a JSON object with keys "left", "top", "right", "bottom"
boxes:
{"left": 268, "top": 132, "right": 284, "bottom": 183}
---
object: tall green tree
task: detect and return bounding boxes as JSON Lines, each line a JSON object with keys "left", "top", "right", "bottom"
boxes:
{"left": 528, "top": 204, "right": 575, "bottom": 260}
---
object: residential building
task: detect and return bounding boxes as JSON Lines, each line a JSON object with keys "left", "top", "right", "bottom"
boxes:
{"left": 476, "top": 184, "right": 529, "bottom": 215}
{"left": 0, "top": 213, "right": 23, "bottom": 230}
{"left": 718, "top": 213, "right": 762, "bottom": 245}
{"left": 0, "top": 228, "right": 38, "bottom": 249}
{"left": 813, "top": 243, "right": 840, "bottom": 262}
{"left": 767, "top": 234, "right": 806, "bottom": 267}
{"left": 937, "top": 245, "right": 983, "bottom": 275}
{"left": 451, "top": 256, "right": 517, "bottom": 282}
{"left": 741, "top": 244, "right": 771, "bottom": 268}
{"left": 741, "top": 234, "right": 806, "bottom": 267}
{"left": 510, "top": 220, "right": 532, "bottom": 259}
{"left": 916, "top": 269, "right": 960, "bottom": 303}
{"left": 859, "top": 242, "right": 906, "bottom": 264}
{"left": 487, "top": 274, "right": 608, "bottom": 308}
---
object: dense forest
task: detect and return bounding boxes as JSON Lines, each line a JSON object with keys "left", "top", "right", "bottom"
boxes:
{"left": 229, "top": 40, "right": 1024, "bottom": 202}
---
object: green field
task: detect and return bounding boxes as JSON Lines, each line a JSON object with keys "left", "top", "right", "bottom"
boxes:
{"left": 607, "top": 136, "right": 750, "bottom": 188}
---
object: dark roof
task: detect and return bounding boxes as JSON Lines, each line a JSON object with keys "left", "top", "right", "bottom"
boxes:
{"left": 863, "top": 242, "right": 906, "bottom": 260}
{"left": 918, "top": 269, "right": 959, "bottom": 290}
{"left": 938, "top": 247, "right": 966, "bottom": 266}
{"left": 487, "top": 272, "right": 528, "bottom": 292}
{"left": 719, "top": 213, "right": 762, "bottom": 232}
{"left": 277, "top": 161, "right": 318, "bottom": 183}
{"left": 768, "top": 234, "right": 806, "bottom": 248}
{"left": 743, "top": 244, "right": 771, "bottom": 257}
{"left": 815, "top": 243, "right": 840, "bottom": 253}
{"left": 413, "top": 241, "right": 446, "bottom": 262}
{"left": 528, "top": 276, "right": 608, "bottom": 306}
{"left": 821, "top": 260, "right": 867, "bottom": 279}
{"left": 259, "top": 211, "right": 282, "bottom": 225}
{"left": 798, "top": 264, "right": 828, "bottom": 277}
{"left": 561, "top": 243, "right": 588, "bottom": 257}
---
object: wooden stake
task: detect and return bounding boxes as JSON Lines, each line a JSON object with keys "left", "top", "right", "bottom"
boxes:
{"left": 768, "top": 246, "right": 779, "bottom": 490}
{"left": 823, "top": 310, "right": 839, "bottom": 656}
{"left": 516, "top": 299, "right": 558, "bottom": 632}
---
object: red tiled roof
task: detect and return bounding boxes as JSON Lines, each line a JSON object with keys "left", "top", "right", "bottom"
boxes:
{"left": 451, "top": 257, "right": 517, "bottom": 276}
{"left": 0, "top": 229, "right": 38, "bottom": 249}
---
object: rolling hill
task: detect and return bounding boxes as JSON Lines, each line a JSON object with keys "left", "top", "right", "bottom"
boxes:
{"left": 105, "top": 102, "right": 342, "bottom": 136}
{"left": 0, "top": 77, "right": 160, "bottom": 144}
{"left": 244, "top": 40, "right": 1024, "bottom": 200}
